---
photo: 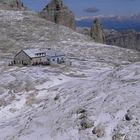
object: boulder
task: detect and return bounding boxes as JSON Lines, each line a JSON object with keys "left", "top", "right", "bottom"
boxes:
{"left": 80, "top": 118, "right": 94, "bottom": 130}
{"left": 112, "top": 134, "right": 125, "bottom": 140}
{"left": 40, "top": 0, "right": 76, "bottom": 30}
{"left": 92, "top": 125, "right": 105, "bottom": 138}
{"left": 124, "top": 110, "right": 133, "bottom": 121}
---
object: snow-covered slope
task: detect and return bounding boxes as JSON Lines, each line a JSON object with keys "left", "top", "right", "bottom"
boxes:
{"left": 0, "top": 10, "right": 140, "bottom": 140}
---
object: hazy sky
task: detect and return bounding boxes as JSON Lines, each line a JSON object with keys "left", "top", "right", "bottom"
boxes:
{"left": 22, "top": 0, "right": 140, "bottom": 17}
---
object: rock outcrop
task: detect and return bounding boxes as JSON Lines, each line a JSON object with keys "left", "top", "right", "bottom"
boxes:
{"left": 40, "top": 0, "right": 76, "bottom": 30}
{"left": 0, "top": 0, "right": 26, "bottom": 10}
{"left": 90, "top": 18, "right": 106, "bottom": 43}
{"left": 105, "top": 29, "right": 140, "bottom": 51}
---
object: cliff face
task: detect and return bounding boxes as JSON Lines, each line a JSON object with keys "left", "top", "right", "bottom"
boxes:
{"left": 105, "top": 30, "right": 140, "bottom": 51}
{"left": 90, "top": 18, "right": 106, "bottom": 43}
{"left": 0, "top": 0, "right": 26, "bottom": 10}
{"left": 40, "top": 0, "right": 76, "bottom": 30}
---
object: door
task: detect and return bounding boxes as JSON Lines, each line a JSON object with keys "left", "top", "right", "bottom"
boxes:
{"left": 57, "top": 58, "right": 59, "bottom": 63}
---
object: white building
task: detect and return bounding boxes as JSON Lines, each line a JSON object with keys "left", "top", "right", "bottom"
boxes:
{"left": 13, "top": 48, "right": 65, "bottom": 65}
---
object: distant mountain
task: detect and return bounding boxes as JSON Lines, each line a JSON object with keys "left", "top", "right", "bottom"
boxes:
{"left": 76, "top": 15, "right": 140, "bottom": 51}
{"left": 76, "top": 15, "right": 140, "bottom": 32}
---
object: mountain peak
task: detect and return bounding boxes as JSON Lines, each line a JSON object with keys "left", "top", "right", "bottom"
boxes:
{"left": 90, "top": 18, "right": 106, "bottom": 43}
{"left": 50, "top": 0, "right": 63, "bottom": 7}
{"left": 40, "top": 0, "right": 76, "bottom": 30}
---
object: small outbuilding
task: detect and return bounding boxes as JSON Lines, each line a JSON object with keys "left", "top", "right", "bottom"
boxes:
{"left": 13, "top": 48, "right": 66, "bottom": 65}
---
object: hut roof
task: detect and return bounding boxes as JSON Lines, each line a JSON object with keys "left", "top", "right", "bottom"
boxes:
{"left": 23, "top": 48, "right": 65, "bottom": 58}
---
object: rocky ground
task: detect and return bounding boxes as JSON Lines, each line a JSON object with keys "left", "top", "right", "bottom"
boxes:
{"left": 0, "top": 10, "right": 140, "bottom": 140}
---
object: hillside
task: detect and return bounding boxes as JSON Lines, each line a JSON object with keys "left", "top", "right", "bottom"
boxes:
{"left": 76, "top": 27, "right": 140, "bottom": 51}
{"left": 0, "top": 10, "right": 140, "bottom": 140}
{"left": 105, "top": 29, "right": 140, "bottom": 51}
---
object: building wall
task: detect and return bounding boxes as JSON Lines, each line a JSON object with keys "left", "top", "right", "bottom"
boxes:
{"left": 14, "top": 50, "right": 65, "bottom": 65}
{"left": 31, "top": 57, "right": 49, "bottom": 65}
{"left": 49, "top": 55, "right": 65, "bottom": 64}
{"left": 14, "top": 51, "right": 31, "bottom": 65}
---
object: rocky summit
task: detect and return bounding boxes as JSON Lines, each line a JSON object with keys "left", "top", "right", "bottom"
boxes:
{"left": 90, "top": 18, "right": 106, "bottom": 44}
{"left": 0, "top": 0, "right": 26, "bottom": 10}
{"left": 40, "top": 0, "right": 76, "bottom": 30}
